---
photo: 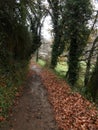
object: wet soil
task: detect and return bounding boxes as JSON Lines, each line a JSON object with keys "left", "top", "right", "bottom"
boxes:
{"left": 1, "top": 67, "right": 58, "bottom": 130}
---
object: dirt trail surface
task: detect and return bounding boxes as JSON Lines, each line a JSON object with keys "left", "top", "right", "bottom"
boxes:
{"left": 1, "top": 62, "right": 98, "bottom": 130}
{"left": 0, "top": 65, "right": 58, "bottom": 130}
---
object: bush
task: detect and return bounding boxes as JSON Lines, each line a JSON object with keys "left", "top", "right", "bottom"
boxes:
{"left": 0, "top": 86, "right": 15, "bottom": 118}
{"left": 0, "top": 59, "right": 29, "bottom": 122}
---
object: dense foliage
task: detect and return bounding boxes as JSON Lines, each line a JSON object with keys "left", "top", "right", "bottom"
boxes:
{"left": 45, "top": 0, "right": 98, "bottom": 101}
{"left": 0, "top": 0, "right": 45, "bottom": 120}
{"left": 64, "top": 0, "right": 92, "bottom": 86}
{"left": 0, "top": 0, "right": 98, "bottom": 123}
{"left": 47, "top": 0, "right": 66, "bottom": 69}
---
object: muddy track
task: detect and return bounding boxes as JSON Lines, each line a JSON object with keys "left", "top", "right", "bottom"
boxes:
{"left": 1, "top": 68, "right": 58, "bottom": 130}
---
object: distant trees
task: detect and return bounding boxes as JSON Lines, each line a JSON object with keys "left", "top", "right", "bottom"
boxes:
{"left": 28, "top": 0, "right": 47, "bottom": 53}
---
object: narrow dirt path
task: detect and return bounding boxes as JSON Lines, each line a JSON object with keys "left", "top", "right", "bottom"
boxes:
{"left": 1, "top": 66, "right": 58, "bottom": 130}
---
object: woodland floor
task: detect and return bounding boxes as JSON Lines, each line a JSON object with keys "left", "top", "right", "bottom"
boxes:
{"left": 0, "top": 60, "right": 98, "bottom": 130}
{"left": 0, "top": 64, "right": 58, "bottom": 130}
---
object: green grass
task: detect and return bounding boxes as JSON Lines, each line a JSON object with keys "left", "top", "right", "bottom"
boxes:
{"left": 55, "top": 62, "right": 68, "bottom": 78}
{"left": 37, "top": 59, "right": 46, "bottom": 67}
{"left": 37, "top": 59, "right": 93, "bottom": 89}
{"left": 37, "top": 59, "right": 91, "bottom": 87}
{"left": 76, "top": 61, "right": 94, "bottom": 87}
{"left": 37, "top": 59, "right": 68, "bottom": 78}
{"left": 37, "top": 59, "right": 98, "bottom": 103}
{"left": 75, "top": 61, "right": 87, "bottom": 87}
{"left": 37, "top": 59, "right": 68, "bottom": 77}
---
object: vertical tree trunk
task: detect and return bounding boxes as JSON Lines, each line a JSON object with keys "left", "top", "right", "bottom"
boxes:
{"left": 66, "top": 37, "right": 79, "bottom": 86}
{"left": 36, "top": 49, "right": 39, "bottom": 62}
{"left": 87, "top": 55, "right": 98, "bottom": 101}
{"left": 50, "top": 33, "right": 60, "bottom": 69}
{"left": 84, "top": 36, "right": 98, "bottom": 86}
{"left": 48, "top": 0, "right": 60, "bottom": 69}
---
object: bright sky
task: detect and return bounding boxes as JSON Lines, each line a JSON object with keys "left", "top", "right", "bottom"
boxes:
{"left": 42, "top": 15, "right": 52, "bottom": 42}
{"left": 41, "top": 0, "right": 52, "bottom": 42}
{"left": 93, "top": 0, "right": 98, "bottom": 9}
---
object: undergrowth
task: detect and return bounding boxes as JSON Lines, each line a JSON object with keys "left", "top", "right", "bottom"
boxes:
{"left": 0, "top": 60, "right": 29, "bottom": 124}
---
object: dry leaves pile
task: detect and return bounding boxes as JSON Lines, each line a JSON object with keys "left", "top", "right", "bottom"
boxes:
{"left": 39, "top": 69, "right": 98, "bottom": 130}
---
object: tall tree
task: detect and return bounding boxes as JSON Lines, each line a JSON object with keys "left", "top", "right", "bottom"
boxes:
{"left": 27, "top": 0, "right": 47, "bottom": 53}
{"left": 84, "top": 36, "right": 98, "bottom": 87}
{"left": 0, "top": 0, "right": 46, "bottom": 62}
{"left": 47, "top": 0, "right": 66, "bottom": 69}
{"left": 0, "top": 0, "right": 45, "bottom": 76}
{"left": 87, "top": 54, "right": 98, "bottom": 101}
{"left": 65, "top": 0, "right": 92, "bottom": 86}
{"left": 84, "top": 11, "right": 98, "bottom": 86}
{"left": 0, "top": 0, "right": 32, "bottom": 61}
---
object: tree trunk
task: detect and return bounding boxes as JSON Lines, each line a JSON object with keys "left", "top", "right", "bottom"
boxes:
{"left": 50, "top": 33, "right": 60, "bottom": 69}
{"left": 84, "top": 36, "right": 98, "bottom": 86}
{"left": 87, "top": 55, "right": 98, "bottom": 102}
{"left": 66, "top": 38, "right": 79, "bottom": 86}
{"left": 36, "top": 49, "right": 39, "bottom": 62}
